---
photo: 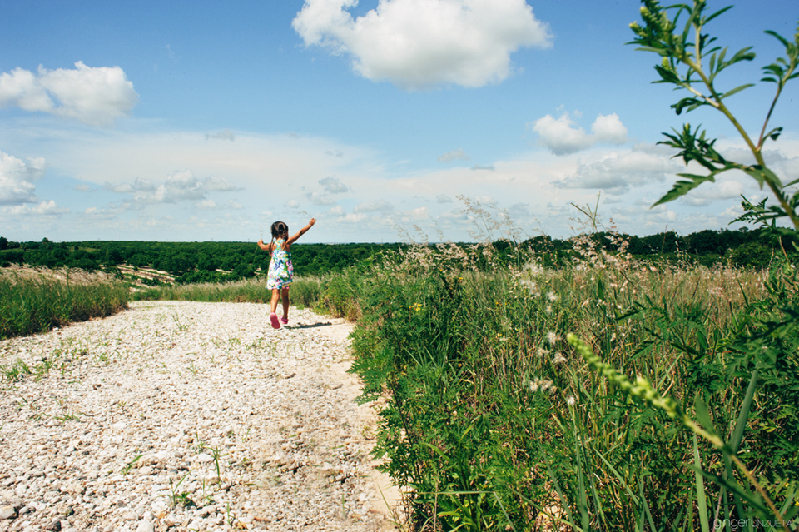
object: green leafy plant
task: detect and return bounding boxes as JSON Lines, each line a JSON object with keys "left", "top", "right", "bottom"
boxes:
{"left": 629, "top": 0, "right": 799, "bottom": 231}
{"left": 555, "top": 1, "right": 799, "bottom": 528}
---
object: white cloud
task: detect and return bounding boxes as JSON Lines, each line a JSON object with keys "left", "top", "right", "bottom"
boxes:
{"left": 292, "top": 0, "right": 552, "bottom": 89}
{"left": 555, "top": 149, "right": 681, "bottom": 192}
{"left": 438, "top": 148, "right": 470, "bottom": 162}
{"left": 0, "top": 150, "right": 47, "bottom": 205}
{"left": 105, "top": 172, "right": 241, "bottom": 206}
{"left": 591, "top": 113, "right": 628, "bottom": 144}
{"left": 140, "top": 170, "right": 206, "bottom": 204}
{"left": 318, "top": 176, "right": 348, "bottom": 193}
{"left": 5, "top": 123, "right": 795, "bottom": 242}
{"left": 341, "top": 212, "right": 366, "bottom": 223}
{"left": 3, "top": 200, "right": 68, "bottom": 217}
{"left": 406, "top": 206, "right": 429, "bottom": 219}
{"left": 287, "top": 199, "right": 300, "bottom": 208}
{"left": 531, "top": 112, "right": 628, "bottom": 155}
{"left": 225, "top": 200, "right": 244, "bottom": 209}
{"left": 0, "top": 62, "right": 138, "bottom": 126}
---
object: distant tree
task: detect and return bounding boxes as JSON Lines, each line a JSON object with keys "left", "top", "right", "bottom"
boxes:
{"left": 730, "top": 241, "right": 775, "bottom": 269}
{"left": 0, "top": 237, "right": 7, "bottom": 251}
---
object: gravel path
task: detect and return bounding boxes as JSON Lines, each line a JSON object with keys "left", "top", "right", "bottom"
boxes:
{"left": 0, "top": 301, "right": 399, "bottom": 532}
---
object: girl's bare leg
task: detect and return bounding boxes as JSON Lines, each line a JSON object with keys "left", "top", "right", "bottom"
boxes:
{"left": 281, "top": 287, "right": 290, "bottom": 319}
{"left": 270, "top": 289, "right": 280, "bottom": 314}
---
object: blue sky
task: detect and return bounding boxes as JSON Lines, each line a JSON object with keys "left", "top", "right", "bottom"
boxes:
{"left": 1, "top": 0, "right": 798, "bottom": 243}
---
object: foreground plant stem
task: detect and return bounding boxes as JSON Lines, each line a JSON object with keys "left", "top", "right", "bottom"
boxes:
{"left": 567, "top": 333, "right": 785, "bottom": 522}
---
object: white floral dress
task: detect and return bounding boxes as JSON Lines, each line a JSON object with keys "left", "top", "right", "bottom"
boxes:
{"left": 266, "top": 239, "right": 294, "bottom": 289}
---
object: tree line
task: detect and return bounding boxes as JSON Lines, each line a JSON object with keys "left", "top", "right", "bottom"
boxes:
{"left": 0, "top": 227, "right": 794, "bottom": 283}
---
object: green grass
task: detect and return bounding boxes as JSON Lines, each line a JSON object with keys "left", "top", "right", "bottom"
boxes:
{"left": 0, "top": 269, "right": 129, "bottom": 340}
{"left": 340, "top": 241, "right": 798, "bottom": 530}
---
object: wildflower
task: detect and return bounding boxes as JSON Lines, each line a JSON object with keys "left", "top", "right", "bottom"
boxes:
{"left": 545, "top": 305, "right": 552, "bottom": 314}
{"left": 528, "top": 378, "right": 555, "bottom": 393}
{"left": 547, "top": 291, "right": 558, "bottom": 302}
{"left": 536, "top": 347, "right": 547, "bottom": 358}
{"left": 567, "top": 396, "right": 576, "bottom": 406}
{"left": 546, "top": 331, "right": 559, "bottom": 345}
{"left": 553, "top": 352, "right": 567, "bottom": 365}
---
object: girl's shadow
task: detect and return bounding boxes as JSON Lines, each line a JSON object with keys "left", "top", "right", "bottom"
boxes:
{"left": 283, "top": 321, "right": 333, "bottom": 330}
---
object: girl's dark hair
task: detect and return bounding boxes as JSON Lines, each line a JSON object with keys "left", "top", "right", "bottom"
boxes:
{"left": 270, "top": 221, "right": 288, "bottom": 239}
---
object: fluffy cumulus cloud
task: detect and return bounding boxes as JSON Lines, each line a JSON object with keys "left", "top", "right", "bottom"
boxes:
{"left": 104, "top": 171, "right": 241, "bottom": 206}
{"left": 292, "top": 0, "right": 552, "bottom": 89}
{"left": 531, "top": 112, "right": 628, "bottom": 155}
{"left": 555, "top": 148, "right": 681, "bottom": 193}
{"left": 0, "top": 62, "right": 138, "bottom": 126}
{"left": 0, "top": 150, "right": 47, "bottom": 205}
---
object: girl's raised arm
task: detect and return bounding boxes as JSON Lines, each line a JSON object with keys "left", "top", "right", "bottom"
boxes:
{"left": 288, "top": 218, "right": 315, "bottom": 244}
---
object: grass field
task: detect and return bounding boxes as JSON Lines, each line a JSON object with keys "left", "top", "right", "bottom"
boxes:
{"left": 335, "top": 240, "right": 798, "bottom": 530}
{"left": 0, "top": 267, "right": 129, "bottom": 340}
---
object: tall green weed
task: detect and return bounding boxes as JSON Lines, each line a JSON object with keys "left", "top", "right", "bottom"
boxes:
{"left": 0, "top": 269, "right": 128, "bottom": 340}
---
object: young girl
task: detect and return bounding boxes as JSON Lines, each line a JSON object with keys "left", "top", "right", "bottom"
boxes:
{"left": 257, "top": 218, "right": 315, "bottom": 329}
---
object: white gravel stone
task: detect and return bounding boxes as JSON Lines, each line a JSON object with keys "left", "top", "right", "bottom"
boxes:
{"left": 0, "top": 301, "right": 399, "bottom": 531}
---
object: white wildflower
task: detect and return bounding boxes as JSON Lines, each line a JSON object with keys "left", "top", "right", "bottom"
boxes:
{"left": 546, "top": 331, "right": 559, "bottom": 345}
{"left": 528, "top": 378, "right": 556, "bottom": 394}
{"left": 524, "top": 262, "right": 543, "bottom": 276}
{"left": 567, "top": 396, "right": 576, "bottom": 406}
{"left": 547, "top": 291, "right": 559, "bottom": 302}
{"left": 553, "top": 352, "right": 567, "bottom": 365}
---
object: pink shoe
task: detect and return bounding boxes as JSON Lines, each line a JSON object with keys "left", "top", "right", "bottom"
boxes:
{"left": 270, "top": 313, "right": 280, "bottom": 329}
{"left": 280, "top": 316, "right": 289, "bottom": 325}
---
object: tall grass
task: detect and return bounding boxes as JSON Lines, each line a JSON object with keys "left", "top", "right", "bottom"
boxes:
{"left": 339, "top": 239, "right": 797, "bottom": 530}
{"left": 0, "top": 268, "right": 129, "bottom": 340}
